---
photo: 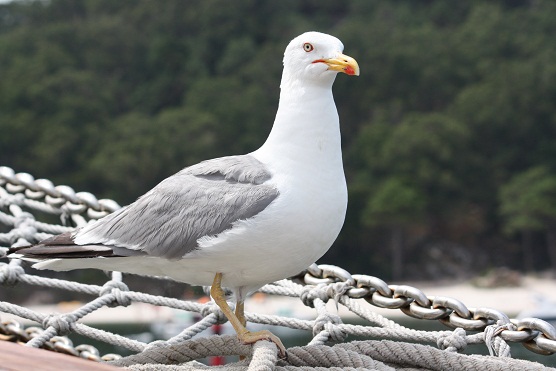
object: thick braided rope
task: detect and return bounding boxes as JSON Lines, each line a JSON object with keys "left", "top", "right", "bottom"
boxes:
{"left": 114, "top": 337, "right": 552, "bottom": 371}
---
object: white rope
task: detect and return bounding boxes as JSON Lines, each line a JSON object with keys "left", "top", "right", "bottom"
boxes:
{"left": 484, "top": 320, "right": 514, "bottom": 357}
{"left": 1, "top": 166, "right": 556, "bottom": 370}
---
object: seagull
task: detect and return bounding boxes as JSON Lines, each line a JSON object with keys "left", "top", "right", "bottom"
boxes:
{"left": 12, "top": 31, "right": 359, "bottom": 356}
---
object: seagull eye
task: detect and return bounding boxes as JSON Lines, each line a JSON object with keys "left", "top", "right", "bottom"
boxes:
{"left": 303, "top": 43, "right": 314, "bottom": 52}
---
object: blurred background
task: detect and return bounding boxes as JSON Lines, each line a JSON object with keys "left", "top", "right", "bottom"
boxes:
{"left": 1, "top": 0, "right": 556, "bottom": 283}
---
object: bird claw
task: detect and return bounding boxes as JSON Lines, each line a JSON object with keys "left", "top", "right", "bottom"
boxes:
{"left": 239, "top": 329, "right": 287, "bottom": 359}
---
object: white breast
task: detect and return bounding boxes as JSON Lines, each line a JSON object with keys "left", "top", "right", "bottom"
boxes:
{"left": 186, "top": 85, "right": 348, "bottom": 289}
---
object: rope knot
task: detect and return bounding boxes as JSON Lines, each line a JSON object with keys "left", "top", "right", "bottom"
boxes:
{"left": 100, "top": 280, "right": 131, "bottom": 307}
{"left": 14, "top": 211, "right": 35, "bottom": 227}
{"left": 43, "top": 314, "right": 74, "bottom": 335}
{"left": 484, "top": 320, "right": 513, "bottom": 357}
{"left": 6, "top": 193, "right": 25, "bottom": 207}
{"left": 300, "top": 284, "right": 330, "bottom": 307}
{"left": 0, "top": 261, "right": 25, "bottom": 286}
{"left": 313, "top": 312, "right": 346, "bottom": 342}
{"left": 326, "top": 281, "right": 351, "bottom": 303}
{"left": 0, "top": 247, "right": 9, "bottom": 259}
{"left": 200, "top": 301, "right": 228, "bottom": 324}
{"left": 0, "top": 194, "right": 12, "bottom": 208}
{"left": 437, "top": 328, "right": 467, "bottom": 352}
{"left": 11, "top": 212, "right": 37, "bottom": 244}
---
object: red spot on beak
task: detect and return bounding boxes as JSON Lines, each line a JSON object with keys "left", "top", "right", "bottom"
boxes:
{"left": 344, "top": 65, "right": 356, "bottom": 76}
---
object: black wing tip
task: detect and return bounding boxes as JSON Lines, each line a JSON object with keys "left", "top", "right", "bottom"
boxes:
{"left": 7, "top": 231, "right": 77, "bottom": 258}
{"left": 10, "top": 242, "right": 116, "bottom": 260}
{"left": 40, "top": 232, "right": 76, "bottom": 246}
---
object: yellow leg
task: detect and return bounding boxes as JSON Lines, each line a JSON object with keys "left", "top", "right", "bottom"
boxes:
{"left": 210, "top": 273, "right": 286, "bottom": 357}
{"left": 235, "top": 300, "right": 246, "bottom": 327}
{"left": 235, "top": 300, "right": 247, "bottom": 361}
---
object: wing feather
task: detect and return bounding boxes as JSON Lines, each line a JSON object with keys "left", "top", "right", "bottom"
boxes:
{"left": 71, "top": 154, "right": 278, "bottom": 259}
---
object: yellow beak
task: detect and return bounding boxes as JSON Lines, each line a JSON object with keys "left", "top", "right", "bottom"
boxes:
{"left": 313, "top": 53, "right": 360, "bottom": 76}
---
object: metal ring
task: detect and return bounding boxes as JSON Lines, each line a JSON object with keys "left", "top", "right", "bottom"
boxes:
{"left": 472, "top": 307, "right": 510, "bottom": 324}
{"left": 346, "top": 287, "right": 371, "bottom": 298}
{"left": 440, "top": 312, "right": 490, "bottom": 330}
{"left": 523, "top": 338, "right": 555, "bottom": 356}
{"left": 368, "top": 291, "right": 410, "bottom": 309}
{"left": 54, "top": 185, "right": 79, "bottom": 204}
{"left": 303, "top": 273, "right": 335, "bottom": 285}
{"left": 432, "top": 296, "right": 471, "bottom": 319}
{"left": 45, "top": 195, "right": 67, "bottom": 207}
{"left": 6, "top": 183, "right": 25, "bottom": 193}
{"left": 15, "top": 173, "right": 38, "bottom": 191}
{"left": 75, "top": 192, "right": 100, "bottom": 210}
{"left": 393, "top": 285, "right": 430, "bottom": 307}
{"left": 352, "top": 274, "right": 391, "bottom": 297}
{"left": 401, "top": 302, "right": 451, "bottom": 320}
{"left": 24, "top": 189, "right": 46, "bottom": 200}
{"left": 0, "top": 166, "right": 16, "bottom": 183}
{"left": 307, "top": 263, "right": 321, "bottom": 277}
{"left": 516, "top": 318, "right": 556, "bottom": 340}
{"left": 87, "top": 209, "right": 111, "bottom": 220}
{"left": 534, "top": 335, "right": 556, "bottom": 354}
{"left": 500, "top": 329, "right": 538, "bottom": 343}
{"left": 64, "top": 201, "right": 88, "bottom": 214}
{"left": 34, "top": 178, "right": 59, "bottom": 197}
{"left": 98, "top": 198, "right": 120, "bottom": 212}
{"left": 76, "top": 344, "right": 101, "bottom": 360}
{"left": 318, "top": 264, "right": 356, "bottom": 285}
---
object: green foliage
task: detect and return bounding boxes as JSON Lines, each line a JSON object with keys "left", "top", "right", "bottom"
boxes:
{"left": 353, "top": 113, "right": 469, "bottom": 221}
{"left": 2, "top": 0, "right": 556, "bottom": 277}
{"left": 363, "top": 177, "right": 425, "bottom": 227}
{"left": 86, "top": 108, "right": 220, "bottom": 202}
{"left": 499, "top": 166, "right": 556, "bottom": 234}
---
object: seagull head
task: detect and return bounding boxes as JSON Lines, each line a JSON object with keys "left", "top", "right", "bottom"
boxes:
{"left": 282, "top": 31, "right": 359, "bottom": 88}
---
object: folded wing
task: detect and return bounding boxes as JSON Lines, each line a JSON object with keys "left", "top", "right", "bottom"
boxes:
{"left": 15, "top": 155, "right": 279, "bottom": 260}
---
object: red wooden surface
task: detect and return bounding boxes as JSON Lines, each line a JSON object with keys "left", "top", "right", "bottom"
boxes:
{"left": 0, "top": 341, "right": 120, "bottom": 371}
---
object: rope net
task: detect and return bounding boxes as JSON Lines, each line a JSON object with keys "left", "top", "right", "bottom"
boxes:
{"left": 1, "top": 165, "right": 555, "bottom": 370}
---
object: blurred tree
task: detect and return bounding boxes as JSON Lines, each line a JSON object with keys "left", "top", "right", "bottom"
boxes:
{"left": 1, "top": 0, "right": 556, "bottom": 278}
{"left": 86, "top": 108, "right": 220, "bottom": 203}
{"left": 363, "top": 177, "right": 425, "bottom": 280}
{"left": 499, "top": 166, "right": 556, "bottom": 274}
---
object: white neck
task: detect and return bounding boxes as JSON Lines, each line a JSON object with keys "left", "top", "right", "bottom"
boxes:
{"left": 254, "top": 73, "right": 343, "bottom": 173}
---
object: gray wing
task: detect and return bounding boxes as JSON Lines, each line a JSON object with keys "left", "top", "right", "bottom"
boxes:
{"left": 25, "top": 155, "right": 278, "bottom": 260}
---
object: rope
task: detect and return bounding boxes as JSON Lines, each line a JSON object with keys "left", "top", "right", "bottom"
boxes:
{"left": 2, "top": 165, "right": 556, "bottom": 370}
{"left": 114, "top": 338, "right": 553, "bottom": 370}
{"left": 484, "top": 321, "right": 514, "bottom": 357}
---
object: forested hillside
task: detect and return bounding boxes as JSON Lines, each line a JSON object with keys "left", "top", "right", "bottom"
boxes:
{"left": 1, "top": 0, "right": 555, "bottom": 280}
